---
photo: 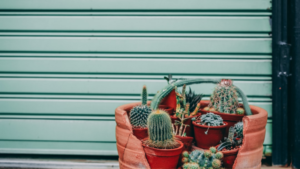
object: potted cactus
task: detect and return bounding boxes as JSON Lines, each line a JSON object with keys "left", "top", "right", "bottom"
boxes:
{"left": 181, "top": 147, "right": 224, "bottom": 169}
{"left": 129, "top": 85, "right": 152, "bottom": 140}
{"left": 171, "top": 85, "right": 202, "bottom": 137}
{"left": 202, "top": 79, "right": 250, "bottom": 135}
{"left": 216, "top": 122, "right": 244, "bottom": 168}
{"left": 142, "top": 109, "right": 184, "bottom": 169}
{"left": 193, "top": 113, "right": 228, "bottom": 149}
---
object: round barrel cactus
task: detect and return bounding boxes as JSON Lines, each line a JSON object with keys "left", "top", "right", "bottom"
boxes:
{"left": 208, "top": 79, "right": 240, "bottom": 114}
{"left": 144, "top": 109, "right": 179, "bottom": 149}
{"left": 130, "top": 86, "right": 152, "bottom": 128}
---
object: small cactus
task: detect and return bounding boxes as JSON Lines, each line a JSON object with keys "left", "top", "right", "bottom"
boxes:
{"left": 182, "top": 151, "right": 189, "bottom": 158}
{"left": 236, "top": 108, "right": 245, "bottom": 115}
{"left": 144, "top": 109, "right": 179, "bottom": 149}
{"left": 199, "top": 113, "right": 224, "bottom": 126}
{"left": 184, "top": 147, "right": 223, "bottom": 169}
{"left": 234, "top": 121, "right": 244, "bottom": 138}
{"left": 129, "top": 86, "right": 152, "bottom": 128}
{"left": 208, "top": 79, "right": 240, "bottom": 114}
{"left": 183, "top": 162, "right": 200, "bottom": 169}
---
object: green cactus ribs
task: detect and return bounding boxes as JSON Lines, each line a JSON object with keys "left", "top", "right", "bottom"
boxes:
{"left": 129, "top": 85, "right": 152, "bottom": 128}
{"left": 143, "top": 109, "right": 179, "bottom": 149}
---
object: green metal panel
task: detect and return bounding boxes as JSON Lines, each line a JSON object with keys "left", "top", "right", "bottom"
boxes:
{"left": 0, "top": 0, "right": 272, "bottom": 156}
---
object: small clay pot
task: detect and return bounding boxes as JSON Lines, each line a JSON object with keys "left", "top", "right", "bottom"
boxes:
{"left": 216, "top": 144, "right": 239, "bottom": 168}
{"left": 193, "top": 121, "right": 228, "bottom": 149}
{"left": 132, "top": 128, "right": 148, "bottom": 140}
{"left": 142, "top": 140, "right": 184, "bottom": 169}
{"left": 171, "top": 114, "right": 200, "bottom": 137}
{"left": 201, "top": 110, "right": 244, "bottom": 136}
{"left": 175, "top": 135, "right": 194, "bottom": 151}
{"left": 158, "top": 105, "right": 174, "bottom": 115}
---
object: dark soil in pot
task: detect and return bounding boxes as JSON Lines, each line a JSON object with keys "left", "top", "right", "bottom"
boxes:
{"left": 142, "top": 140, "right": 184, "bottom": 169}
{"left": 132, "top": 127, "right": 148, "bottom": 140}
{"left": 175, "top": 135, "right": 193, "bottom": 152}
{"left": 171, "top": 114, "right": 200, "bottom": 137}
{"left": 201, "top": 110, "right": 244, "bottom": 136}
{"left": 193, "top": 121, "right": 228, "bottom": 149}
{"left": 216, "top": 144, "right": 239, "bottom": 168}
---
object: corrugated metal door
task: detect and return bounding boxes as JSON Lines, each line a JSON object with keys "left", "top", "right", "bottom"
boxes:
{"left": 0, "top": 0, "right": 272, "bottom": 156}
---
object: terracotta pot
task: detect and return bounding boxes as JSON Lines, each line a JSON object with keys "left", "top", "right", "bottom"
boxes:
{"left": 115, "top": 100, "right": 268, "bottom": 169}
{"left": 175, "top": 135, "right": 194, "bottom": 152}
{"left": 158, "top": 105, "right": 174, "bottom": 115}
{"left": 142, "top": 140, "right": 184, "bottom": 169}
{"left": 171, "top": 114, "right": 200, "bottom": 137}
{"left": 201, "top": 110, "right": 245, "bottom": 136}
{"left": 193, "top": 121, "right": 228, "bottom": 149}
{"left": 132, "top": 128, "right": 148, "bottom": 140}
{"left": 216, "top": 144, "right": 239, "bottom": 168}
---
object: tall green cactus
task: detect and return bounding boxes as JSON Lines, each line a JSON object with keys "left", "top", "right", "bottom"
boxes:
{"left": 144, "top": 109, "right": 179, "bottom": 149}
{"left": 129, "top": 85, "right": 152, "bottom": 128}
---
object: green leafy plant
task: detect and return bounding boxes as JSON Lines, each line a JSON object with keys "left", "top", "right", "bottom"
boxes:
{"left": 183, "top": 147, "right": 223, "bottom": 169}
{"left": 199, "top": 113, "right": 224, "bottom": 126}
{"left": 129, "top": 85, "right": 152, "bottom": 128}
{"left": 143, "top": 109, "right": 179, "bottom": 149}
{"left": 206, "top": 79, "right": 245, "bottom": 114}
{"left": 186, "top": 87, "right": 202, "bottom": 113}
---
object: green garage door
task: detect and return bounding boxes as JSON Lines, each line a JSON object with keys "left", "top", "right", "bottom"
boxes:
{"left": 0, "top": 0, "right": 272, "bottom": 156}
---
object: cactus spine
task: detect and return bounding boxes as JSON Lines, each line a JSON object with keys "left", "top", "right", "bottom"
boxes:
{"left": 129, "top": 86, "right": 152, "bottom": 128}
{"left": 144, "top": 109, "right": 179, "bottom": 149}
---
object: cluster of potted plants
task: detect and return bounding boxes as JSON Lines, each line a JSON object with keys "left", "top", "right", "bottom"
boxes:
{"left": 116, "top": 78, "right": 266, "bottom": 169}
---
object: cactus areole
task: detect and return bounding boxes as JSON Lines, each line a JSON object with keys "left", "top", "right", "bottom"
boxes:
{"left": 150, "top": 78, "right": 252, "bottom": 116}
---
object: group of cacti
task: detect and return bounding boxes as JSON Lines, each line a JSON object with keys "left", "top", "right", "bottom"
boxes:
{"left": 203, "top": 79, "right": 245, "bottom": 115}
{"left": 182, "top": 147, "right": 224, "bottom": 169}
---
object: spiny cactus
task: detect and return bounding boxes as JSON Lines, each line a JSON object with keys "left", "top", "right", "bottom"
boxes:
{"left": 208, "top": 79, "right": 243, "bottom": 114}
{"left": 130, "top": 86, "right": 152, "bottom": 128}
{"left": 234, "top": 121, "right": 244, "bottom": 138}
{"left": 144, "top": 109, "right": 179, "bottom": 149}
{"left": 185, "top": 87, "right": 203, "bottom": 113}
{"left": 183, "top": 162, "right": 200, "bottom": 169}
{"left": 199, "top": 113, "right": 224, "bottom": 126}
{"left": 184, "top": 147, "right": 223, "bottom": 169}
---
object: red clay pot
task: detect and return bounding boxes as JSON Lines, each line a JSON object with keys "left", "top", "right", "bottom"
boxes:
{"left": 216, "top": 144, "right": 239, "bottom": 168}
{"left": 158, "top": 105, "right": 174, "bottom": 115}
{"left": 132, "top": 128, "right": 148, "bottom": 140}
{"left": 175, "top": 135, "right": 194, "bottom": 152}
{"left": 142, "top": 140, "right": 184, "bottom": 169}
{"left": 171, "top": 115, "right": 200, "bottom": 137}
{"left": 193, "top": 121, "right": 228, "bottom": 149}
{"left": 201, "top": 110, "right": 245, "bottom": 136}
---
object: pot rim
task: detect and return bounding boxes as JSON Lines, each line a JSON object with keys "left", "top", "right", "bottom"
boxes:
{"left": 216, "top": 144, "right": 239, "bottom": 155}
{"left": 142, "top": 139, "right": 184, "bottom": 152}
{"left": 192, "top": 121, "right": 228, "bottom": 129}
{"left": 201, "top": 110, "right": 245, "bottom": 117}
{"left": 132, "top": 127, "right": 148, "bottom": 130}
{"left": 170, "top": 114, "right": 200, "bottom": 120}
{"left": 175, "top": 135, "right": 194, "bottom": 140}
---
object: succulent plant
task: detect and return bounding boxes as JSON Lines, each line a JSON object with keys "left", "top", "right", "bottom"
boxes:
{"left": 217, "top": 125, "right": 243, "bottom": 151}
{"left": 208, "top": 79, "right": 241, "bottom": 114}
{"left": 184, "top": 147, "right": 223, "bottom": 169}
{"left": 185, "top": 87, "right": 203, "bottom": 113}
{"left": 129, "top": 86, "right": 152, "bottom": 128}
{"left": 199, "top": 113, "right": 224, "bottom": 126}
{"left": 144, "top": 109, "right": 179, "bottom": 149}
{"left": 234, "top": 121, "right": 244, "bottom": 138}
{"left": 183, "top": 162, "right": 200, "bottom": 169}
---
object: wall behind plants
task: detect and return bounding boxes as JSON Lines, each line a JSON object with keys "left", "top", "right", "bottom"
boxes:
{"left": 0, "top": 0, "right": 272, "bottom": 157}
